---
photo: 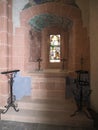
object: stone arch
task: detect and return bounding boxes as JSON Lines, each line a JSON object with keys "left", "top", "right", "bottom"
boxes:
{"left": 28, "top": 13, "right": 73, "bottom": 31}
{"left": 21, "top": 3, "right": 81, "bottom": 23}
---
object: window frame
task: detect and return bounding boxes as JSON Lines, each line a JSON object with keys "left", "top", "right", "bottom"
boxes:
{"left": 49, "top": 34, "right": 61, "bottom": 63}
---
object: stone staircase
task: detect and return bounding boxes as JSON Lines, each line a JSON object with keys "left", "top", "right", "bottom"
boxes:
{"left": 1, "top": 96, "right": 93, "bottom": 127}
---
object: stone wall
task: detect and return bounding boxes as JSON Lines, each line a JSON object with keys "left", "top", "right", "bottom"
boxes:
{"left": 29, "top": 72, "right": 66, "bottom": 100}
{"left": 0, "top": 0, "right": 13, "bottom": 106}
{"left": 90, "top": 0, "right": 98, "bottom": 112}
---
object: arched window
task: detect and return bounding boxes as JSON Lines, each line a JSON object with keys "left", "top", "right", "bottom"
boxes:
{"left": 49, "top": 34, "right": 61, "bottom": 63}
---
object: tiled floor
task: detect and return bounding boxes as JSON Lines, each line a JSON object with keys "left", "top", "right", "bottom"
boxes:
{"left": 0, "top": 120, "right": 95, "bottom": 130}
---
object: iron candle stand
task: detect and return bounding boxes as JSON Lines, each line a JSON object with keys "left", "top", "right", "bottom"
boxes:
{"left": 71, "top": 70, "right": 91, "bottom": 118}
{"left": 1, "top": 70, "right": 20, "bottom": 114}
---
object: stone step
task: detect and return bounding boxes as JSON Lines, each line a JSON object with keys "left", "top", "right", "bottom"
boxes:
{"left": 1, "top": 96, "right": 94, "bottom": 127}
{"left": 1, "top": 107, "right": 93, "bottom": 127}
{"left": 31, "top": 90, "right": 66, "bottom": 99}
{"left": 17, "top": 97, "right": 76, "bottom": 111}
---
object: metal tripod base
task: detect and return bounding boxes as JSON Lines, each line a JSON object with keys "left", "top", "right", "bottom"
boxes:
{"left": 1, "top": 96, "right": 19, "bottom": 114}
{"left": 71, "top": 108, "right": 92, "bottom": 119}
{"left": 2, "top": 103, "right": 19, "bottom": 114}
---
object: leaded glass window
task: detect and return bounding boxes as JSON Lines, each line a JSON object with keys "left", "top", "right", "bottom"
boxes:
{"left": 49, "top": 35, "right": 60, "bottom": 62}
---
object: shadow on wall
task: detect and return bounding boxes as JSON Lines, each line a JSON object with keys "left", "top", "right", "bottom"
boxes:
{"left": 66, "top": 76, "right": 75, "bottom": 98}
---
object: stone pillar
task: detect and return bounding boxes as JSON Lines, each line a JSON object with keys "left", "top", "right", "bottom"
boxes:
{"left": 73, "top": 19, "right": 90, "bottom": 71}
{"left": 7, "top": 0, "right": 13, "bottom": 69}
{"left": 0, "top": 0, "right": 12, "bottom": 106}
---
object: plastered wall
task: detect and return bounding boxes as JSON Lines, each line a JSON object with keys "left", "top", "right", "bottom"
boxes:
{"left": 12, "top": 0, "right": 28, "bottom": 30}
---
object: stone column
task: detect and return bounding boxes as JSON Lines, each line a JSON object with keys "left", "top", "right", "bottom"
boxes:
{"left": 0, "top": 0, "right": 12, "bottom": 106}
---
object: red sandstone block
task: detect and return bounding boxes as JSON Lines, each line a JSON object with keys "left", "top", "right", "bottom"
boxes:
{"left": 25, "top": 63, "right": 37, "bottom": 71}
{"left": 0, "top": 75, "right": 8, "bottom": 81}
{"left": 13, "top": 47, "right": 25, "bottom": 57}
{"left": 8, "top": 34, "right": 12, "bottom": 45}
{"left": 0, "top": 95, "right": 8, "bottom": 106}
{"left": 12, "top": 63, "right": 19, "bottom": 69}
{"left": 8, "top": 20, "right": 13, "bottom": 33}
{"left": 2, "top": 1, "right": 8, "bottom": 16}
{"left": 0, "top": 1, "right": 7, "bottom": 16}
{"left": 12, "top": 58, "right": 24, "bottom": 69}
{"left": 14, "top": 36, "right": 25, "bottom": 45}
{"left": 0, "top": 81, "right": 9, "bottom": 93}
{"left": 31, "top": 91, "right": 40, "bottom": 98}
{"left": 33, "top": 90, "right": 47, "bottom": 97}
{"left": 0, "top": 46, "right": 5, "bottom": 54}
{"left": 55, "top": 83, "right": 65, "bottom": 90}
{"left": 0, "top": 32, "right": 7, "bottom": 43}
{"left": 0, "top": 56, "right": 9, "bottom": 66}
{"left": 31, "top": 90, "right": 65, "bottom": 99}
{"left": 15, "top": 27, "right": 26, "bottom": 34}
{"left": 0, "top": 4, "right": 4, "bottom": 16}
{"left": 48, "top": 83, "right": 56, "bottom": 90}
{"left": 0, "top": 17, "right": 7, "bottom": 31}
{"left": 46, "top": 83, "right": 55, "bottom": 90}
{"left": 8, "top": 47, "right": 12, "bottom": 56}
{"left": 8, "top": 5, "right": 12, "bottom": 19}
{"left": 32, "top": 83, "right": 40, "bottom": 89}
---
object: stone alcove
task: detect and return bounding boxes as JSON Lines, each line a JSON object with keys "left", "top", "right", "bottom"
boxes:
{"left": 28, "top": 13, "right": 72, "bottom": 70}
{"left": 19, "top": 0, "right": 90, "bottom": 72}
